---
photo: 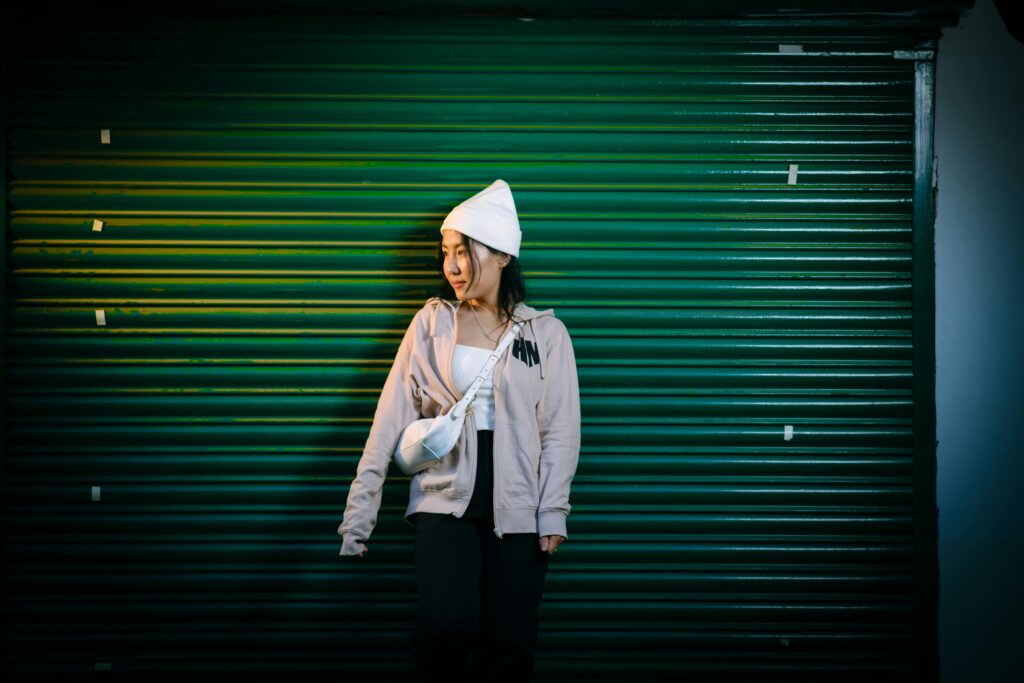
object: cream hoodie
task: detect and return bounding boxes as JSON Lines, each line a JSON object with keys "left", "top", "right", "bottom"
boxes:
{"left": 338, "top": 296, "right": 581, "bottom": 552}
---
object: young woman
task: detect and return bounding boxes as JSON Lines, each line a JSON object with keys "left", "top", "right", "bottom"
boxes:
{"left": 337, "top": 179, "right": 582, "bottom": 682}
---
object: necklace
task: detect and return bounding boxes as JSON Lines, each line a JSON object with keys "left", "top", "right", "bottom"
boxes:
{"left": 469, "top": 302, "right": 509, "bottom": 343}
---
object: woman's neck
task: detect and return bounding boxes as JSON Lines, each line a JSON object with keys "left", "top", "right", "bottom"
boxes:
{"left": 466, "top": 296, "right": 499, "bottom": 317}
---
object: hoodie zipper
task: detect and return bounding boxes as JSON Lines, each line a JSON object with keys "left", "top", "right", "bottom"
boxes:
{"left": 495, "top": 316, "right": 527, "bottom": 539}
{"left": 493, "top": 363, "right": 504, "bottom": 538}
{"left": 492, "top": 308, "right": 516, "bottom": 539}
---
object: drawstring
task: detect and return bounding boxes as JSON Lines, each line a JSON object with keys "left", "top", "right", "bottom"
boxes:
{"left": 529, "top": 318, "right": 545, "bottom": 379}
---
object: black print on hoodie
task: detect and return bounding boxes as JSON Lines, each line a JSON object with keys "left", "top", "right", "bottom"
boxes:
{"left": 512, "top": 337, "right": 541, "bottom": 368}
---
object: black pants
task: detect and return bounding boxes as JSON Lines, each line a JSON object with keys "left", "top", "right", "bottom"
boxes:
{"left": 409, "top": 429, "right": 551, "bottom": 683}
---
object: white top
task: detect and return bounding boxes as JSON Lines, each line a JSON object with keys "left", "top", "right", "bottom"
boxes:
{"left": 452, "top": 343, "right": 496, "bottom": 430}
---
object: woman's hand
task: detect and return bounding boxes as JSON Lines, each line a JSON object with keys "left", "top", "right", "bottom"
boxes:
{"left": 539, "top": 535, "right": 565, "bottom": 556}
{"left": 339, "top": 534, "right": 368, "bottom": 557}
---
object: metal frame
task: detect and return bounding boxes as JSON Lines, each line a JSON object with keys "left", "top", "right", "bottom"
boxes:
{"left": 897, "top": 39, "right": 939, "bottom": 682}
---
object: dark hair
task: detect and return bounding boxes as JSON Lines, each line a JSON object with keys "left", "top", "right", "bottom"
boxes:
{"left": 435, "top": 232, "right": 526, "bottom": 324}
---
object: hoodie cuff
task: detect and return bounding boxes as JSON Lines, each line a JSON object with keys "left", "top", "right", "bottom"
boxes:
{"left": 339, "top": 534, "right": 366, "bottom": 556}
{"left": 538, "top": 510, "right": 568, "bottom": 540}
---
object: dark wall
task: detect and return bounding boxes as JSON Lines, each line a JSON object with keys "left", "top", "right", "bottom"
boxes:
{"left": 936, "top": 0, "right": 1024, "bottom": 680}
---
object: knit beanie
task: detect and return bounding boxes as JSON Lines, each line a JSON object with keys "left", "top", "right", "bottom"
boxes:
{"left": 439, "top": 179, "right": 522, "bottom": 258}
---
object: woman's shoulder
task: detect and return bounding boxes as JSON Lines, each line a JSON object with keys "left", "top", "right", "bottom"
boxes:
{"left": 516, "top": 302, "right": 568, "bottom": 333}
{"left": 411, "top": 296, "right": 444, "bottom": 313}
{"left": 405, "top": 296, "right": 457, "bottom": 335}
{"left": 539, "top": 313, "right": 571, "bottom": 342}
{"left": 423, "top": 295, "right": 456, "bottom": 308}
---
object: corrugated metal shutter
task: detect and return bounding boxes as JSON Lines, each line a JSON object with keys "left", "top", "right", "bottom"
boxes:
{"left": 4, "top": 5, "right": 952, "bottom": 680}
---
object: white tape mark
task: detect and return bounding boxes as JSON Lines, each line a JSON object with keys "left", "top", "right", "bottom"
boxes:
{"left": 100, "top": 129, "right": 111, "bottom": 144}
{"left": 92, "top": 219, "right": 104, "bottom": 232}
{"left": 784, "top": 425, "right": 794, "bottom": 441}
{"left": 778, "top": 44, "right": 804, "bottom": 53}
{"left": 92, "top": 486, "right": 102, "bottom": 502}
{"left": 787, "top": 164, "right": 799, "bottom": 185}
{"left": 95, "top": 309, "right": 106, "bottom": 326}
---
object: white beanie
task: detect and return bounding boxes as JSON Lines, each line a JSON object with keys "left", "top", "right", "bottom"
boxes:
{"left": 439, "top": 179, "right": 522, "bottom": 258}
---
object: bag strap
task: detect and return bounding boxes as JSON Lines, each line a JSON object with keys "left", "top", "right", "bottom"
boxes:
{"left": 449, "top": 321, "right": 525, "bottom": 420}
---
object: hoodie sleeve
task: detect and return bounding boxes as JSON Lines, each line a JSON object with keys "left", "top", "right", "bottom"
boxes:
{"left": 337, "top": 308, "right": 424, "bottom": 544}
{"left": 535, "top": 317, "right": 582, "bottom": 540}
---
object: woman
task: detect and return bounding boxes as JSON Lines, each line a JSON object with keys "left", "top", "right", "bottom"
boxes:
{"left": 337, "top": 179, "right": 582, "bottom": 683}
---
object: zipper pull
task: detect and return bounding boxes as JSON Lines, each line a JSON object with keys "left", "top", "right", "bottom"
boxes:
{"left": 494, "top": 527, "right": 503, "bottom": 538}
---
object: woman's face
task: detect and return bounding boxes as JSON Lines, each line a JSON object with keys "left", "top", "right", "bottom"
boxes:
{"left": 441, "top": 229, "right": 506, "bottom": 303}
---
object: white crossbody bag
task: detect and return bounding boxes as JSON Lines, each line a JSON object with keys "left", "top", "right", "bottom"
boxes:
{"left": 392, "top": 321, "right": 524, "bottom": 475}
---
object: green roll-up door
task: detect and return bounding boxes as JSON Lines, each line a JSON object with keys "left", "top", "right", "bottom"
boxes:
{"left": 4, "top": 5, "right": 957, "bottom": 680}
